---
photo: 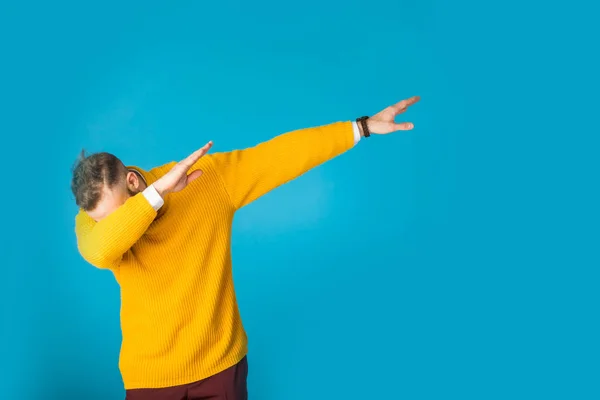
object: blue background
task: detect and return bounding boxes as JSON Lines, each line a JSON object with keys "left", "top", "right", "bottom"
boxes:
{"left": 1, "top": 1, "right": 598, "bottom": 399}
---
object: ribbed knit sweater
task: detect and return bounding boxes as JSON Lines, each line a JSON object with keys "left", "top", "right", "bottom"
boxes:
{"left": 74, "top": 121, "right": 355, "bottom": 389}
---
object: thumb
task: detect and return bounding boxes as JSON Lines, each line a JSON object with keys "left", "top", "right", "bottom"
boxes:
{"left": 394, "top": 122, "right": 414, "bottom": 131}
{"left": 187, "top": 169, "right": 204, "bottom": 183}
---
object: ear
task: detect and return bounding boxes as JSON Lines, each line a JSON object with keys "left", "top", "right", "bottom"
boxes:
{"left": 125, "top": 171, "right": 140, "bottom": 191}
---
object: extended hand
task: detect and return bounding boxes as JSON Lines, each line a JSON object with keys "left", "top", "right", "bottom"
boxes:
{"left": 153, "top": 141, "right": 213, "bottom": 196}
{"left": 365, "top": 96, "right": 420, "bottom": 135}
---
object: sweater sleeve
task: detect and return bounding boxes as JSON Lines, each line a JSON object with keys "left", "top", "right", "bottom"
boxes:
{"left": 209, "top": 121, "right": 355, "bottom": 210}
{"left": 74, "top": 192, "right": 158, "bottom": 270}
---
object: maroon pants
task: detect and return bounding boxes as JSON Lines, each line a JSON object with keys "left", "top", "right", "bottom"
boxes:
{"left": 125, "top": 356, "right": 248, "bottom": 400}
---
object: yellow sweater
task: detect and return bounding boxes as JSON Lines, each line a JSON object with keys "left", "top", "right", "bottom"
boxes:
{"left": 74, "top": 121, "right": 355, "bottom": 389}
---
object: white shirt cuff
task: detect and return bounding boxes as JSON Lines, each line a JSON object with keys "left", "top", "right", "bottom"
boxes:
{"left": 351, "top": 121, "right": 362, "bottom": 146}
{"left": 142, "top": 184, "right": 165, "bottom": 211}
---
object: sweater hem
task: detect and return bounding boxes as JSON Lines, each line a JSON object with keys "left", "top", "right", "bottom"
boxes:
{"left": 122, "top": 350, "right": 249, "bottom": 390}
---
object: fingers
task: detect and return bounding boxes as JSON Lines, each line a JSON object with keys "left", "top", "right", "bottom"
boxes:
{"left": 187, "top": 169, "right": 204, "bottom": 183}
{"left": 394, "top": 122, "right": 414, "bottom": 131}
{"left": 180, "top": 141, "right": 213, "bottom": 169}
{"left": 390, "top": 96, "right": 420, "bottom": 114}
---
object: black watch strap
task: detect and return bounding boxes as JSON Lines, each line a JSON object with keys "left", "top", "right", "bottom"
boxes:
{"left": 356, "top": 116, "right": 370, "bottom": 138}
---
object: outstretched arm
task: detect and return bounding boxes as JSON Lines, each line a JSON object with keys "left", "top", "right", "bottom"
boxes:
{"left": 209, "top": 96, "right": 420, "bottom": 210}
{"left": 209, "top": 121, "right": 354, "bottom": 210}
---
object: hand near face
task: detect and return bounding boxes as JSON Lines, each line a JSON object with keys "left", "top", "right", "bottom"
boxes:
{"left": 153, "top": 141, "right": 213, "bottom": 197}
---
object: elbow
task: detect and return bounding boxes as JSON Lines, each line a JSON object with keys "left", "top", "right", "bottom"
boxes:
{"left": 88, "top": 254, "right": 119, "bottom": 270}
{"left": 78, "top": 244, "right": 119, "bottom": 270}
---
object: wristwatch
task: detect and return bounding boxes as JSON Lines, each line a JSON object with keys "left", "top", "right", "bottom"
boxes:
{"left": 356, "top": 116, "right": 370, "bottom": 138}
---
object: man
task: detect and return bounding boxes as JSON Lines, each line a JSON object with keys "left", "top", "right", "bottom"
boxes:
{"left": 72, "top": 96, "right": 420, "bottom": 399}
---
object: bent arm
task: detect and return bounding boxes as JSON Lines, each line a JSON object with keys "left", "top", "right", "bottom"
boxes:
{"left": 75, "top": 192, "right": 158, "bottom": 270}
{"left": 209, "top": 121, "right": 360, "bottom": 210}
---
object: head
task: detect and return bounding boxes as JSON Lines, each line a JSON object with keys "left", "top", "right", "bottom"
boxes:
{"left": 71, "top": 150, "right": 147, "bottom": 221}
